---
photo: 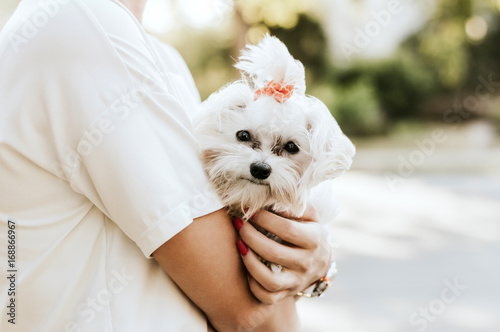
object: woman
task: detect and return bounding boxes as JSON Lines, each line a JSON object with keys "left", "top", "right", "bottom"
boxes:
{"left": 0, "top": 0, "right": 333, "bottom": 330}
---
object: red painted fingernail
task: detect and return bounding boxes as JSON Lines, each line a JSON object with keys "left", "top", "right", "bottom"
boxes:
{"left": 237, "top": 240, "right": 248, "bottom": 256}
{"left": 233, "top": 217, "right": 243, "bottom": 231}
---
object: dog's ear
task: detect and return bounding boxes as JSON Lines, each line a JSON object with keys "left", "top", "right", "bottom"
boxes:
{"left": 303, "top": 98, "right": 355, "bottom": 187}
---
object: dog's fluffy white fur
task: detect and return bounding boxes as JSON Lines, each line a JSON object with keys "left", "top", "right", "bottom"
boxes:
{"left": 194, "top": 36, "right": 355, "bottom": 223}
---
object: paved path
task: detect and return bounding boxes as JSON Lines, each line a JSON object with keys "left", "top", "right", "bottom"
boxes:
{"left": 297, "top": 171, "right": 500, "bottom": 332}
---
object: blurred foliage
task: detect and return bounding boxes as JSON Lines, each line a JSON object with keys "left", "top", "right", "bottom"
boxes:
{"left": 254, "top": 0, "right": 496, "bottom": 135}
{"left": 171, "top": 28, "right": 236, "bottom": 100}
{"left": 402, "top": 0, "right": 499, "bottom": 91}
{"left": 398, "top": 0, "right": 500, "bottom": 128}
{"left": 311, "top": 80, "right": 386, "bottom": 136}
{"left": 236, "top": 0, "right": 309, "bottom": 29}
{"left": 408, "top": 0, "right": 472, "bottom": 89}
{"left": 165, "top": 0, "right": 500, "bottom": 136}
{"left": 269, "top": 14, "right": 329, "bottom": 83}
{"left": 2, "top": 0, "right": 500, "bottom": 136}
{"left": 333, "top": 54, "right": 436, "bottom": 120}
{"left": 490, "top": 95, "right": 500, "bottom": 128}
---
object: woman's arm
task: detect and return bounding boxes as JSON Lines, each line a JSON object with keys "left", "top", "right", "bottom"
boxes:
{"left": 250, "top": 296, "right": 299, "bottom": 332}
{"left": 152, "top": 206, "right": 330, "bottom": 331}
{"left": 152, "top": 209, "right": 286, "bottom": 331}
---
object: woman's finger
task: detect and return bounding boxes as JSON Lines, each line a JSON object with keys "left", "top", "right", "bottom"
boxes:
{"left": 247, "top": 274, "right": 290, "bottom": 305}
{"left": 251, "top": 210, "right": 322, "bottom": 249}
{"left": 237, "top": 241, "right": 299, "bottom": 292}
{"left": 239, "top": 220, "right": 307, "bottom": 270}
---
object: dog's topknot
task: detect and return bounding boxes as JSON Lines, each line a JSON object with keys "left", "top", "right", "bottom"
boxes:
{"left": 235, "top": 35, "right": 306, "bottom": 96}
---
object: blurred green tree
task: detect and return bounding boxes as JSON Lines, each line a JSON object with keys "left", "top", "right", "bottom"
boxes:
{"left": 234, "top": 0, "right": 329, "bottom": 83}
{"left": 165, "top": 0, "right": 500, "bottom": 136}
{"left": 399, "top": 0, "right": 500, "bottom": 122}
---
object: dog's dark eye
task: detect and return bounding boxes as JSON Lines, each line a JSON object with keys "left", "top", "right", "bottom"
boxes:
{"left": 284, "top": 141, "right": 299, "bottom": 154}
{"left": 236, "top": 130, "right": 251, "bottom": 142}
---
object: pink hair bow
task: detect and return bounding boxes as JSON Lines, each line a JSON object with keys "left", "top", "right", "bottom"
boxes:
{"left": 254, "top": 80, "right": 294, "bottom": 103}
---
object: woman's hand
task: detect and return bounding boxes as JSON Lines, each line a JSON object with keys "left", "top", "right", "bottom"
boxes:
{"left": 233, "top": 205, "right": 333, "bottom": 304}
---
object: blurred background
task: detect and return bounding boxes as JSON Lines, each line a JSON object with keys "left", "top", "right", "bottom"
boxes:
{"left": 2, "top": 0, "right": 499, "bottom": 331}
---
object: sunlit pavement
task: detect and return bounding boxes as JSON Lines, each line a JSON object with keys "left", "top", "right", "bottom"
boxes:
{"left": 297, "top": 170, "right": 500, "bottom": 332}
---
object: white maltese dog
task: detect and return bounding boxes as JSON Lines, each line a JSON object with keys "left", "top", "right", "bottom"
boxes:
{"left": 194, "top": 36, "right": 355, "bottom": 269}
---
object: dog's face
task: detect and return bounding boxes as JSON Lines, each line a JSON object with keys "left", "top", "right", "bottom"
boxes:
{"left": 194, "top": 83, "right": 355, "bottom": 218}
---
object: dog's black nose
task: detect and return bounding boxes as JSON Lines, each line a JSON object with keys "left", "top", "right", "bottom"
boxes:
{"left": 250, "top": 162, "right": 272, "bottom": 180}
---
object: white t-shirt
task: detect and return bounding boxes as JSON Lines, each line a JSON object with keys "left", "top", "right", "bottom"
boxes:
{"left": 0, "top": 0, "right": 223, "bottom": 331}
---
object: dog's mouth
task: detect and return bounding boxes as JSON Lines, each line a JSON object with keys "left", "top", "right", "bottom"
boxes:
{"left": 241, "top": 177, "right": 269, "bottom": 186}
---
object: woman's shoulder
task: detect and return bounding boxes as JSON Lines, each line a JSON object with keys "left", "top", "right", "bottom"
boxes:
{"left": 0, "top": 0, "right": 148, "bottom": 67}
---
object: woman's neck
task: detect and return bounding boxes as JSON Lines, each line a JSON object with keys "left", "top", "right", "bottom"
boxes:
{"left": 118, "top": 0, "right": 147, "bottom": 23}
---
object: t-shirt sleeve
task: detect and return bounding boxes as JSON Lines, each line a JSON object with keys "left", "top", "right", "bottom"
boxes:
{"left": 69, "top": 90, "right": 224, "bottom": 258}
{"left": 15, "top": 0, "right": 223, "bottom": 257}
